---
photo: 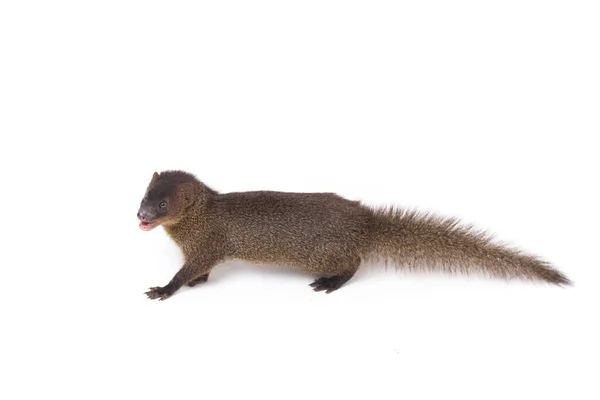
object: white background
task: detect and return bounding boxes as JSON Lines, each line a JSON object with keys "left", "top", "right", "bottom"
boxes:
{"left": 1, "top": 1, "right": 598, "bottom": 399}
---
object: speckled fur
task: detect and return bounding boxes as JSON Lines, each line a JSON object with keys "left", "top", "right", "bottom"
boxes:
{"left": 139, "top": 170, "right": 571, "bottom": 300}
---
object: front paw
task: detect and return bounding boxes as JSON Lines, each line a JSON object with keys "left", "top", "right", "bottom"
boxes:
{"left": 145, "top": 286, "right": 172, "bottom": 301}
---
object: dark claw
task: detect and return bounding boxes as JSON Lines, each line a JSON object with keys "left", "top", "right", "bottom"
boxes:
{"left": 145, "top": 286, "right": 172, "bottom": 301}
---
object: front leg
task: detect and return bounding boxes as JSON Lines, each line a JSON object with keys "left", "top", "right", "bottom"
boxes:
{"left": 146, "top": 258, "right": 218, "bottom": 301}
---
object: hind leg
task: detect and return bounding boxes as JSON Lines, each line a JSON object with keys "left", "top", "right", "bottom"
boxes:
{"left": 309, "top": 255, "right": 360, "bottom": 294}
{"left": 310, "top": 270, "right": 357, "bottom": 293}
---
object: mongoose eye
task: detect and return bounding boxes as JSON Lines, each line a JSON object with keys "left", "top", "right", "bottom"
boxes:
{"left": 159, "top": 201, "right": 167, "bottom": 209}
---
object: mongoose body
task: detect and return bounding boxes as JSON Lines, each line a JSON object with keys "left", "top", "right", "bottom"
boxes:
{"left": 216, "top": 191, "right": 372, "bottom": 269}
{"left": 137, "top": 170, "right": 570, "bottom": 300}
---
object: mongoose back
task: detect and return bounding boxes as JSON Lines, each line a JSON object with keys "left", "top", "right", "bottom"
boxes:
{"left": 137, "top": 170, "right": 571, "bottom": 300}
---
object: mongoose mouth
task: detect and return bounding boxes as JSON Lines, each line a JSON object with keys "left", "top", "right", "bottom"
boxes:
{"left": 139, "top": 220, "right": 160, "bottom": 231}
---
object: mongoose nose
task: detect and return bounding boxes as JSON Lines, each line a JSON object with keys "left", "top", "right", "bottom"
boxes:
{"left": 137, "top": 211, "right": 149, "bottom": 221}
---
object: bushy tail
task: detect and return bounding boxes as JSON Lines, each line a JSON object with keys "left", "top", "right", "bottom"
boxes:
{"left": 363, "top": 207, "right": 571, "bottom": 286}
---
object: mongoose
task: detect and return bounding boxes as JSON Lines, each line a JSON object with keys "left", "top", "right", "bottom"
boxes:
{"left": 137, "top": 170, "right": 571, "bottom": 300}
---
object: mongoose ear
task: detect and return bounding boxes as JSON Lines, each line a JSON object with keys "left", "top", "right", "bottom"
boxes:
{"left": 148, "top": 171, "right": 159, "bottom": 186}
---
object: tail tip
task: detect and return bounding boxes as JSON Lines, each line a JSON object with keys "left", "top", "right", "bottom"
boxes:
{"left": 548, "top": 273, "right": 573, "bottom": 288}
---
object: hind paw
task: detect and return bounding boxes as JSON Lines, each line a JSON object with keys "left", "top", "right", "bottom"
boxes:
{"left": 309, "top": 276, "right": 346, "bottom": 294}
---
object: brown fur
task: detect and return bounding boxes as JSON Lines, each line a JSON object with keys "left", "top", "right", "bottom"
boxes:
{"left": 137, "top": 170, "right": 571, "bottom": 300}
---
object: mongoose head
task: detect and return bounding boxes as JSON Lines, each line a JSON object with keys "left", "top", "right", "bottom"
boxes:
{"left": 137, "top": 171, "right": 199, "bottom": 231}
